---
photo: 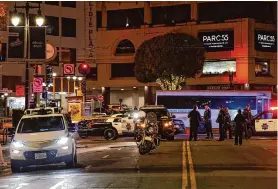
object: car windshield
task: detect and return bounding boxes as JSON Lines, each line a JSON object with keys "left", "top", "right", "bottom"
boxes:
{"left": 17, "top": 116, "right": 65, "bottom": 133}
{"left": 141, "top": 109, "right": 170, "bottom": 119}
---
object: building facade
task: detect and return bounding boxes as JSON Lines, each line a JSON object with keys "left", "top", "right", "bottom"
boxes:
{"left": 0, "top": 1, "right": 277, "bottom": 112}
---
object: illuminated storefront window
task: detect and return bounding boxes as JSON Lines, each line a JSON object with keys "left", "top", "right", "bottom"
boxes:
{"left": 202, "top": 60, "right": 236, "bottom": 75}
{"left": 255, "top": 60, "right": 270, "bottom": 76}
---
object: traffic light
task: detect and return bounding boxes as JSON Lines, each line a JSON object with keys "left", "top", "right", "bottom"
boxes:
{"left": 46, "top": 65, "right": 53, "bottom": 85}
{"left": 81, "top": 80, "right": 86, "bottom": 94}
{"left": 78, "top": 63, "right": 90, "bottom": 75}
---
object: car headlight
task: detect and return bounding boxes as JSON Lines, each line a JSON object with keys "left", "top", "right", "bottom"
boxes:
{"left": 12, "top": 140, "right": 24, "bottom": 148}
{"left": 57, "top": 137, "right": 69, "bottom": 145}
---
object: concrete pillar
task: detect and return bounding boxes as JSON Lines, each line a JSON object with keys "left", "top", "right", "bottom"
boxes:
{"left": 132, "top": 88, "right": 139, "bottom": 109}
{"left": 101, "top": 2, "right": 107, "bottom": 28}
{"left": 190, "top": 2, "right": 198, "bottom": 21}
{"left": 144, "top": 2, "right": 152, "bottom": 25}
{"left": 102, "top": 87, "right": 110, "bottom": 105}
{"left": 144, "top": 86, "right": 154, "bottom": 105}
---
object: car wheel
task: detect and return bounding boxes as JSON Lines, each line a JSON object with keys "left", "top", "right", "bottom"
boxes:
{"left": 104, "top": 129, "right": 117, "bottom": 140}
{"left": 66, "top": 147, "right": 76, "bottom": 169}
{"left": 167, "top": 135, "right": 175, "bottom": 141}
{"left": 11, "top": 161, "right": 21, "bottom": 173}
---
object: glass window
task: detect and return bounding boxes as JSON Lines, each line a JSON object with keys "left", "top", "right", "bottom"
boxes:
{"left": 45, "top": 16, "right": 59, "bottom": 36}
{"left": 157, "top": 96, "right": 256, "bottom": 110}
{"left": 61, "top": 48, "right": 76, "bottom": 63}
{"left": 115, "top": 39, "right": 135, "bottom": 54}
{"left": 261, "top": 112, "right": 273, "bottom": 119}
{"left": 45, "top": 1, "right": 59, "bottom": 6}
{"left": 255, "top": 60, "right": 270, "bottom": 76}
{"left": 62, "top": 17, "right": 76, "bottom": 37}
{"left": 0, "top": 43, "right": 7, "bottom": 62}
{"left": 61, "top": 1, "right": 76, "bottom": 8}
{"left": 86, "top": 67, "right": 97, "bottom": 81}
{"left": 152, "top": 4, "right": 191, "bottom": 25}
{"left": 202, "top": 60, "right": 236, "bottom": 75}
{"left": 198, "top": 2, "right": 276, "bottom": 23}
{"left": 17, "top": 116, "right": 64, "bottom": 133}
{"left": 107, "top": 8, "right": 144, "bottom": 29}
{"left": 97, "top": 11, "right": 102, "bottom": 29}
{"left": 111, "top": 63, "right": 135, "bottom": 77}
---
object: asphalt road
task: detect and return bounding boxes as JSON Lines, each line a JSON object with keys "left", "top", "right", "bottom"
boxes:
{"left": 0, "top": 135, "right": 276, "bottom": 189}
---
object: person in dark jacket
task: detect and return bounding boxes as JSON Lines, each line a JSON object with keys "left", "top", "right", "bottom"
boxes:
{"left": 224, "top": 107, "right": 233, "bottom": 139}
{"left": 234, "top": 109, "right": 246, "bottom": 145}
{"left": 204, "top": 105, "right": 213, "bottom": 139}
{"left": 243, "top": 104, "right": 252, "bottom": 139}
{"left": 188, "top": 105, "right": 201, "bottom": 141}
{"left": 217, "top": 105, "right": 225, "bottom": 141}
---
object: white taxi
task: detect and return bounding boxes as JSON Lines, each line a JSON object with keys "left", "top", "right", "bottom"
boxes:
{"left": 10, "top": 109, "right": 77, "bottom": 172}
{"left": 253, "top": 107, "right": 277, "bottom": 133}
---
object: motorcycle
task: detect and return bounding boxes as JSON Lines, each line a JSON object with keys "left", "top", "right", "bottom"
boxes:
{"left": 136, "top": 112, "right": 160, "bottom": 155}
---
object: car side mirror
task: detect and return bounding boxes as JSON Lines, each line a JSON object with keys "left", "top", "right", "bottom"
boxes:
{"left": 172, "top": 115, "right": 176, "bottom": 118}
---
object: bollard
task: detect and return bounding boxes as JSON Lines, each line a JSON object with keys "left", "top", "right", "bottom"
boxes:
{"left": 0, "top": 144, "right": 7, "bottom": 166}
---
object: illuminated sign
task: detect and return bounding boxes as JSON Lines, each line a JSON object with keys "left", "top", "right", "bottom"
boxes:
{"left": 198, "top": 30, "right": 234, "bottom": 52}
{"left": 255, "top": 30, "right": 277, "bottom": 52}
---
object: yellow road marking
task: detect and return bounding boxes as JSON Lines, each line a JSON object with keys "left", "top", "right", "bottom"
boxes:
{"left": 182, "top": 141, "right": 188, "bottom": 189}
{"left": 187, "top": 141, "right": 197, "bottom": 189}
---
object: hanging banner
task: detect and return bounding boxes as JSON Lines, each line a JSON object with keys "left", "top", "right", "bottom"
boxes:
{"left": 7, "top": 27, "right": 25, "bottom": 60}
{"left": 85, "top": 1, "right": 97, "bottom": 67}
{"left": 16, "top": 85, "right": 25, "bottom": 96}
{"left": 29, "top": 27, "right": 46, "bottom": 60}
{"left": 33, "top": 77, "right": 43, "bottom": 93}
{"left": 254, "top": 30, "right": 277, "bottom": 52}
{"left": 198, "top": 30, "right": 234, "bottom": 52}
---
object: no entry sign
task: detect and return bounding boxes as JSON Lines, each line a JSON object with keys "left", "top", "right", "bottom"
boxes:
{"left": 33, "top": 77, "right": 43, "bottom": 93}
{"left": 63, "top": 64, "right": 75, "bottom": 76}
{"left": 98, "top": 95, "right": 104, "bottom": 102}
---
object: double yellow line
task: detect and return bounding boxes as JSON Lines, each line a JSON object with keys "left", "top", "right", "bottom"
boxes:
{"left": 182, "top": 141, "right": 197, "bottom": 189}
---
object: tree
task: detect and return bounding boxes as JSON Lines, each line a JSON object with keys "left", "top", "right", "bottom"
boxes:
{"left": 134, "top": 33, "right": 205, "bottom": 90}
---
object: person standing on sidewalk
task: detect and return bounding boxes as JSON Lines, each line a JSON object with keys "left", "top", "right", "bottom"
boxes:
{"left": 234, "top": 109, "right": 246, "bottom": 145}
{"left": 243, "top": 104, "right": 252, "bottom": 139}
{"left": 216, "top": 105, "right": 225, "bottom": 141}
{"left": 188, "top": 105, "right": 201, "bottom": 141}
{"left": 224, "top": 107, "right": 233, "bottom": 139}
{"left": 204, "top": 105, "right": 213, "bottom": 139}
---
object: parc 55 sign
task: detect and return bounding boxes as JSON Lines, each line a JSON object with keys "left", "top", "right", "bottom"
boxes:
{"left": 198, "top": 30, "right": 234, "bottom": 52}
{"left": 255, "top": 30, "right": 277, "bottom": 52}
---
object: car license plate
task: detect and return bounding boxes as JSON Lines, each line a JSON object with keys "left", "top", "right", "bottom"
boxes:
{"left": 35, "top": 153, "right": 47, "bottom": 159}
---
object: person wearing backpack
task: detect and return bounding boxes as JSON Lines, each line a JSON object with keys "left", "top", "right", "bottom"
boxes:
{"left": 233, "top": 109, "right": 246, "bottom": 145}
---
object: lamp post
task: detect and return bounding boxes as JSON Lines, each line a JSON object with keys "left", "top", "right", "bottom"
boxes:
{"left": 228, "top": 67, "right": 235, "bottom": 90}
{"left": 52, "top": 72, "right": 57, "bottom": 99}
{"left": 11, "top": 2, "right": 44, "bottom": 110}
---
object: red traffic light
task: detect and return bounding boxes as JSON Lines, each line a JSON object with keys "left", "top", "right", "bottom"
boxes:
{"left": 78, "top": 63, "right": 90, "bottom": 75}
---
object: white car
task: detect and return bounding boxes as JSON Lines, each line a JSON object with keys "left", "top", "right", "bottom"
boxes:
{"left": 253, "top": 107, "right": 277, "bottom": 133}
{"left": 10, "top": 109, "right": 77, "bottom": 172}
{"left": 106, "top": 116, "right": 135, "bottom": 136}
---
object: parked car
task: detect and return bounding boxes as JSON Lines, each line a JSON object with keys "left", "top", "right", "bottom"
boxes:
{"left": 173, "top": 119, "right": 186, "bottom": 134}
{"left": 77, "top": 120, "right": 118, "bottom": 140}
{"left": 106, "top": 117, "right": 135, "bottom": 136}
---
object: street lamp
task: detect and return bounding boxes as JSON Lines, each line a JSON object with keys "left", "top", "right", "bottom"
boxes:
{"left": 11, "top": 2, "right": 44, "bottom": 110}
{"left": 228, "top": 67, "right": 235, "bottom": 90}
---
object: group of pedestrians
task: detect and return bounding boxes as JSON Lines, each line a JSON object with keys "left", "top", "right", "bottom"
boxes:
{"left": 187, "top": 104, "right": 252, "bottom": 145}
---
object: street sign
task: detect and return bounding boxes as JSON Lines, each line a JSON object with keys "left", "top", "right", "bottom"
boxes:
{"left": 16, "top": 85, "right": 25, "bottom": 96}
{"left": 33, "top": 77, "right": 43, "bottom": 93}
{"left": 98, "top": 95, "right": 104, "bottom": 102}
{"left": 46, "top": 43, "right": 57, "bottom": 62}
{"left": 63, "top": 63, "right": 75, "bottom": 76}
{"left": 0, "top": 89, "right": 12, "bottom": 93}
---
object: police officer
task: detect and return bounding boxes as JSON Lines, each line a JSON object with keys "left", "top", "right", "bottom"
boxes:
{"left": 243, "top": 104, "right": 252, "bottom": 139}
{"left": 234, "top": 109, "right": 246, "bottom": 145}
{"left": 188, "top": 105, "right": 201, "bottom": 141}
{"left": 217, "top": 105, "right": 225, "bottom": 141}
{"left": 204, "top": 105, "right": 213, "bottom": 139}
